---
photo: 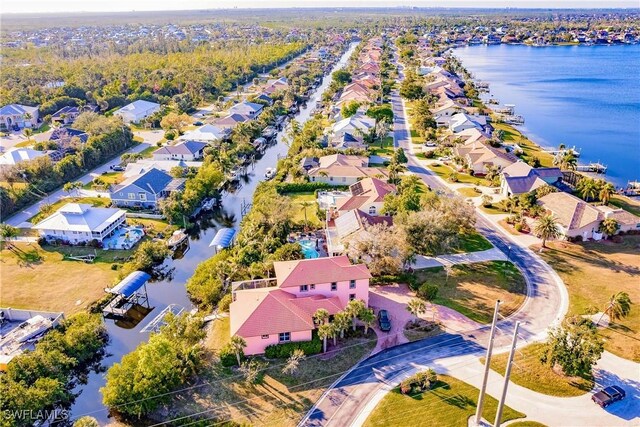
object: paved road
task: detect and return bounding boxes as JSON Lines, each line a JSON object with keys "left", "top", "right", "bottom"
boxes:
{"left": 3, "top": 132, "right": 158, "bottom": 226}
{"left": 299, "top": 53, "right": 570, "bottom": 427}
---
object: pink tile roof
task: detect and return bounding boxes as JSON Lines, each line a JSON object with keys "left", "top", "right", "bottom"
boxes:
{"left": 273, "top": 256, "right": 372, "bottom": 289}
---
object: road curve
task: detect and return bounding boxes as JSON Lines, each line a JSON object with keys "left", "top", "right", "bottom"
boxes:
{"left": 299, "top": 56, "right": 569, "bottom": 427}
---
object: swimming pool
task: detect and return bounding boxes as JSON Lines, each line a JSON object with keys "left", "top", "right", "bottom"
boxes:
{"left": 298, "top": 239, "right": 319, "bottom": 259}
{"left": 103, "top": 227, "right": 145, "bottom": 250}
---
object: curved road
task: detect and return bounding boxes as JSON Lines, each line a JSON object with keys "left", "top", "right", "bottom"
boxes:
{"left": 300, "top": 56, "right": 569, "bottom": 427}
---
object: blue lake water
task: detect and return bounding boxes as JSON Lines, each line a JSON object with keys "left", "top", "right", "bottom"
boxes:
{"left": 454, "top": 44, "right": 640, "bottom": 187}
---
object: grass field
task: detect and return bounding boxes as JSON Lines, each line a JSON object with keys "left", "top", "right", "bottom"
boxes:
{"left": 492, "top": 123, "right": 555, "bottom": 168}
{"left": 509, "top": 422, "right": 547, "bottom": 427}
{"left": 369, "top": 136, "right": 395, "bottom": 158}
{"left": 0, "top": 242, "right": 121, "bottom": 314}
{"left": 479, "top": 204, "right": 506, "bottom": 215}
{"left": 29, "top": 196, "right": 111, "bottom": 223}
{"left": 172, "top": 320, "right": 377, "bottom": 426}
{"left": 487, "top": 343, "right": 593, "bottom": 397}
{"left": 610, "top": 194, "right": 640, "bottom": 216}
{"left": 364, "top": 375, "right": 525, "bottom": 427}
{"left": 82, "top": 172, "right": 123, "bottom": 189}
{"left": 287, "top": 192, "right": 323, "bottom": 228}
{"left": 14, "top": 139, "right": 34, "bottom": 148}
{"left": 414, "top": 261, "right": 526, "bottom": 324}
{"left": 457, "top": 187, "right": 482, "bottom": 198}
{"left": 539, "top": 237, "right": 640, "bottom": 361}
{"left": 456, "top": 231, "right": 493, "bottom": 253}
{"left": 427, "top": 163, "right": 480, "bottom": 185}
{"left": 139, "top": 144, "right": 158, "bottom": 158}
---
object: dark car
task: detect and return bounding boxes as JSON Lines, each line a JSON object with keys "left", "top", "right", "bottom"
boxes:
{"left": 193, "top": 121, "right": 204, "bottom": 126}
{"left": 592, "top": 386, "right": 626, "bottom": 408}
{"left": 377, "top": 309, "right": 391, "bottom": 332}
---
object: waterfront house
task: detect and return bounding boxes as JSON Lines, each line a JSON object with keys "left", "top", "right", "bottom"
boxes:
{"left": 230, "top": 256, "right": 371, "bottom": 355}
{"left": 228, "top": 101, "right": 263, "bottom": 119}
{"left": 307, "top": 154, "right": 388, "bottom": 185}
{"left": 454, "top": 140, "right": 517, "bottom": 176}
{"left": 334, "top": 177, "right": 396, "bottom": 217}
{"left": 152, "top": 140, "right": 207, "bottom": 161}
{"left": 180, "top": 124, "right": 231, "bottom": 144}
{"left": 263, "top": 77, "right": 289, "bottom": 95}
{"left": 448, "top": 113, "right": 489, "bottom": 134}
{"left": 326, "top": 209, "right": 393, "bottom": 256}
{"left": 114, "top": 100, "right": 160, "bottom": 124}
{"left": 0, "top": 104, "right": 39, "bottom": 130}
{"left": 34, "top": 203, "right": 126, "bottom": 245}
{"left": 330, "top": 113, "right": 376, "bottom": 144}
{"left": 213, "top": 113, "right": 251, "bottom": 129}
{"left": 537, "top": 192, "right": 603, "bottom": 241}
{"left": 595, "top": 205, "right": 640, "bottom": 234}
{"left": 110, "top": 168, "right": 185, "bottom": 209}
{"left": 500, "top": 162, "right": 563, "bottom": 197}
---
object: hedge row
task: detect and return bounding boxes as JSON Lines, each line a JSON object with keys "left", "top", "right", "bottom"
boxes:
{"left": 275, "top": 182, "right": 348, "bottom": 194}
{"left": 264, "top": 333, "right": 322, "bottom": 358}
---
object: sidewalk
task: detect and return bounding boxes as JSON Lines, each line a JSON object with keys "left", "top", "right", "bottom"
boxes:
{"left": 413, "top": 247, "right": 509, "bottom": 269}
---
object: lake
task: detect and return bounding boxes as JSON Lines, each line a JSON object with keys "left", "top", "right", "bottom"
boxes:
{"left": 454, "top": 44, "right": 640, "bottom": 187}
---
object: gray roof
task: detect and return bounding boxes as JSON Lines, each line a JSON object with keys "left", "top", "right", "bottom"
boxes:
{"left": 154, "top": 140, "right": 207, "bottom": 156}
{"left": 112, "top": 168, "right": 174, "bottom": 194}
{"left": 0, "top": 104, "right": 38, "bottom": 116}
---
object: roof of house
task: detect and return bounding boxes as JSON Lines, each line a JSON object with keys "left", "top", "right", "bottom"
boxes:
{"left": 180, "top": 124, "right": 229, "bottom": 142}
{"left": 502, "top": 162, "right": 562, "bottom": 194}
{"left": 335, "top": 177, "right": 396, "bottom": 211}
{"left": 0, "top": 104, "right": 38, "bottom": 116}
{"left": 274, "top": 255, "right": 372, "bottom": 288}
{"left": 450, "top": 113, "right": 487, "bottom": 130}
{"left": 153, "top": 140, "right": 207, "bottom": 156}
{"left": 214, "top": 113, "right": 250, "bottom": 127}
{"left": 230, "top": 289, "right": 343, "bottom": 337}
{"left": 115, "top": 100, "right": 160, "bottom": 115}
{"left": 51, "top": 106, "right": 80, "bottom": 118}
{"left": 112, "top": 167, "right": 177, "bottom": 194}
{"left": 334, "top": 209, "right": 393, "bottom": 239}
{"left": 318, "top": 154, "right": 368, "bottom": 168}
{"left": 49, "top": 127, "right": 89, "bottom": 143}
{"left": 595, "top": 205, "right": 640, "bottom": 226}
{"left": 229, "top": 101, "right": 263, "bottom": 115}
{"left": 537, "top": 192, "right": 603, "bottom": 231}
{"left": 332, "top": 114, "right": 376, "bottom": 134}
{"left": 34, "top": 203, "right": 125, "bottom": 233}
{"left": 0, "top": 148, "right": 46, "bottom": 165}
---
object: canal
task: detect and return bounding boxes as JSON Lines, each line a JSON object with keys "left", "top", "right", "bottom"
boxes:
{"left": 68, "top": 41, "right": 358, "bottom": 424}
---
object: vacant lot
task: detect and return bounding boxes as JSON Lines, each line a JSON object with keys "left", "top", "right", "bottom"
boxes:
{"left": 1, "top": 242, "right": 120, "bottom": 314}
{"left": 364, "top": 375, "right": 524, "bottom": 427}
{"left": 487, "top": 343, "right": 593, "bottom": 397}
{"left": 539, "top": 237, "right": 640, "bottom": 361}
{"left": 414, "top": 261, "right": 526, "bottom": 324}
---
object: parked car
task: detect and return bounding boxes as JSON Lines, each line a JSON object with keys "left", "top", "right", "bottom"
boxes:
{"left": 592, "top": 386, "right": 626, "bottom": 408}
{"left": 377, "top": 309, "right": 391, "bottom": 332}
{"left": 110, "top": 165, "right": 125, "bottom": 172}
{"left": 193, "top": 121, "right": 204, "bottom": 126}
{"left": 424, "top": 141, "right": 437, "bottom": 147}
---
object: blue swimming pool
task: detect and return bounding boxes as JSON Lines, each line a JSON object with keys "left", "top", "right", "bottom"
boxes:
{"left": 298, "top": 239, "right": 319, "bottom": 259}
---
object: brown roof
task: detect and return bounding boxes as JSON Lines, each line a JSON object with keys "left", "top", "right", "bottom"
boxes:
{"left": 537, "top": 192, "right": 602, "bottom": 230}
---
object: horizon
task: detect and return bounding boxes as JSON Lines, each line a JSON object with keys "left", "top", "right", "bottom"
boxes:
{"left": 2, "top": 2, "right": 639, "bottom": 15}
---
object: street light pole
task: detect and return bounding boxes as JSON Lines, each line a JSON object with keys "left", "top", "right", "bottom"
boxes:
{"left": 495, "top": 321, "right": 521, "bottom": 427}
{"left": 474, "top": 300, "right": 500, "bottom": 425}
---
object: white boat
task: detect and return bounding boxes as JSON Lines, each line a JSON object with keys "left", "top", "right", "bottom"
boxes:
{"left": 167, "top": 229, "right": 188, "bottom": 249}
{"left": 264, "top": 168, "right": 276, "bottom": 180}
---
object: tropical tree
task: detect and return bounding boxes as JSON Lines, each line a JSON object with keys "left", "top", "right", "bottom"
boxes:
{"left": 346, "top": 299, "right": 366, "bottom": 331}
{"left": 598, "top": 181, "right": 616, "bottom": 205}
{"left": 534, "top": 214, "right": 561, "bottom": 248}
{"left": 358, "top": 308, "right": 376, "bottom": 335}
{"left": 313, "top": 308, "right": 330, "bottom": 326}
{"left": 576, "top": 178, "right": 598, "bottom": 202}
{"left": 317, "top": 323, "right": 333, "bottom": 353}
{"left": 597, "top": 292, "right": 632, "bottom": 325}
{"left": 598, "top": 218, "right": 619, "bottom": 238}
{"left": 406, "top": 298, "right": 426, "bottom": 324}
{"left": 282, "top": 349, "right": 306, "bottom": 375}
{"left": 387, "top": 160, "right": 406, "bottom": 184}
{"left": 0, "top": 224, "right": 19, "bottom": 248}
{"left": 230, "top": 335, "right": 247, "bottom": 367}
{"left": 300, "top": 201, "right": 312, "bottom": 227}
{"left": 333, "top": 311, "right": 351, "bottom": 339}
{"left": 554, "top": 151, "right": 577, "bottom": 171}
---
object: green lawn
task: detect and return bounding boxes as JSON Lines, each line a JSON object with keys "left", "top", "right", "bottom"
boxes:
{"left": 479, "top": 204, "right": 505, "bottom": 215}
{"left": 139, "top": 144, "right": 158, "bottom": 158}
{"left": 29, "top": 196, "right": 111, "bottom": 224}
{"left": 83, "top": 172, "right": 124, "bottom": 190}
{"left": 414, "top": 261, "right": 526, "bottom": 324}
{"left": 369, "top": 136, "right": 395, "bottom": 158}
{"left": 427, "top": 163, "right": 479, "bottom": 185}
{"left": 492, "top": 123, "right": 554, "bottom": 168}
{"left": 14, "top": 139, "right": 35, "bottom": 148}
{"left": 456, "top": 231, "right": 493, "bottom": 253}
{"left": 609, "top": 194, "right": 640, "bottom": 216}
{"left": 539, "top": 237, "right": 640, "bottom": 361}
{"left": 287, "top": 192, "right": 323, "bottom": 228}
{"left": 487, "top": 343, "right": 593, "bottom": 397}
{"left": 509, "top": 422, "right": 547, "bottom": 427}
{"left": 457, "top": 187, "right": 482, "bottom": 198}
{"left": 364, "top": 375, "right": 524, "bottom": 427}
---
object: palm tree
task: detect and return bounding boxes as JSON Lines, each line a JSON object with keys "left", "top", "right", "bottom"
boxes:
{"left": 230, "top": 335, "right": 247, "bottom": 366}
{"left": 597, "top": 292, "right": 632, "bottom": 325}
{"left": 387, "top": 160, "right": 406, "bottom": 184}
{"left": 346, "top": 299, "right": 366, "bottom": 331}
{"left": 333, "top": 311, "right": 351, "bottom": 339}
{"left": 554, "top": 151, "right": 577, "bottom": 171}
{"left": 406, "top": 298, "right": 426, "bottom": 324}
{"left": 318, "top": 323, "right": 332, "bottom": 353}
{"left": 358, "top": 308, "right": 376, "bottom": 335}
{"left": 301, "top": 201, "right": 312, "bottom": 227}
{"left": 598, "top": 181, "right": 615, "bottom": 205}
{"left": 0, "top": 224, "right": 19, "bottom": 249}
{"left": 314, "top": 308, "right": 330, "bottom": 352}
{"left": 577, "top": 178, "right": 598, "bottom": 202}
{"left": 534, "top": 214, "right": 561, "bottom": 249}
{"left": 599, "top": 218, "right": 619, "bottom": 238}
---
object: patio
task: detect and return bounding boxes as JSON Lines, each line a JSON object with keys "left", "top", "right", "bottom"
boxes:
{"left": 102, "top": 226, "right": 145, "bottom": 250}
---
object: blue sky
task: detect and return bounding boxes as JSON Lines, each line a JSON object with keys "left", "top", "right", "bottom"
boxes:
{"left": 2, "top": 1, "right": 638, "bottom": 14}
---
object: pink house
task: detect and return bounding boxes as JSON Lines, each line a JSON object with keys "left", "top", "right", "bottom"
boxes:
{"left": 230, "top": 256, "right": 371, "bottom": 355}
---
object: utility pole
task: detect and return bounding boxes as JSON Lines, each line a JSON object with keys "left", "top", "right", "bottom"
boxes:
{"left": 495, "top": 321, "right": 521, "bottom": 427}
{"left": 474, "top": 300, "right": 500, "bottom": 426}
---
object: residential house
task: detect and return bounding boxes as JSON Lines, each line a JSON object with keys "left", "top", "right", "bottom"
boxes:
{"left": 213, "top": 113, "right": 250, "bottom": 129}
{"left": 432, "top": 99, "right": 465, "bottom": 126}
{"left": 537, "top": 192, "right": 603, "bottom": 241}
{"left": 228, "top": 101, "right": 263, "bottom": 119}
{"left": 0, "top": 148, "right": 46, "bottom": 167}
{"left": 34, "top": 203, "right": 126, "bottom": 245}
{"left": 180, "top": 124, "right": 231, "bottom": 143}
{"left": 455, "top": 141, "right": 517, "bottom": 176}
{"left": 330, "top": 113, "right": 376, "bottom": 147}
{"left": 334, "top": 177, "right": 396, "bottom": 217}
{"left": 499, "top": 162, "right": 563, "bottom": 196}
{"left": 254, "top": 93, "right": 274, "bottom": 106}
{"left": 50, "top": 106, "right": 80, "bottom": 125}
{"left": 114, "top": 100, "right": 160, "bottom": 124}
{"left": 326, "top": 209, "right": 393, "bottom": 256}
{"left": 110, "top": 168, "right": 185, "bottom": 209}
{"left": 123, "top": 160, "right": 203, "bottom": 178}
{"left": 263, "top": 77, "right": 289, "bottom": 95}
{"left": 594, "top": 206, "right": 640, "bottom": 234}
{"left": 448, "top": 113, "right": 489, "bottom": 134}
{"left": 230, "top": 256, "right": 371, "bottom": 355}
{"left": 307, "top": 154, "right": 388, "bottom": 185}
{"left": 0, "top": 104, "right": 39, "bottom": 130}
{"left": 152, "top": 140, "right": 207, "bottom": 161}
{"left": 49, "top": 127, "right": 89, "bottom": 152}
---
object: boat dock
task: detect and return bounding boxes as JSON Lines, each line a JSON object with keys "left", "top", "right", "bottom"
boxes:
{"left": 576, "top": 162, "right": 608, "bottom": 174}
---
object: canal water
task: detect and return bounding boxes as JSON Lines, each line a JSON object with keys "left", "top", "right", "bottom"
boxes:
{"left": 68, "top": 42, "right": 358, "bottom": 424}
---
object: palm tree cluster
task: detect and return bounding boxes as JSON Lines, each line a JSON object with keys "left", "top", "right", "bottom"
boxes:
{"left": 314, "top": 300, "right": 375, "bottom": 353}
{"left": 576, "top": 177, "right": 616, "bottom": 204}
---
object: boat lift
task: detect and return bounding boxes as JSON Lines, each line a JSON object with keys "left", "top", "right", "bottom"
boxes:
{"left": 209, "top": 227, "right": 237, "bottom": 253}
{"left": 102, "top": 271, "right": 151, "bottom": 318}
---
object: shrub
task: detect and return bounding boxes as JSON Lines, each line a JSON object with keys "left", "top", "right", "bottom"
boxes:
{"left": 264, "top": 334, "right": 322, "bottom": 359}
{"left": 37, "top": 237, "right": 48, "bottom": 246}
{"left": 418, "top": 283, "right": 439, "bottom": 301}
{"left": 218, "top": 293, "right": 232, "bottom": 312}
{"left": 275, "top": 182, "right": 348, "bottom": 194}
{"left": 399, "top": 369, "right": 438, "bottom": 395}
{"left": 371, "top": 273, "right": 418, "bottom": 288}
{"left": 612, "top": 235, "right": 624, "bottom": 243}
{"left": 219, "top": 343, "right": 242, "bottom": 367}
{"left": 165, "top": 130, "right": 176, "bottom": 140}
{"left": 514, "top": 223, "right": 523, "bottom": 232}
{"left": 110, "top": 264, "right": 119, "bottom": 271}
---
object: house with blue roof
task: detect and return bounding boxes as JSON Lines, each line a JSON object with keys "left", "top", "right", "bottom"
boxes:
{"left": 110, "top": 168, "right": 185, "bottom": 209}
{"left": 228, "top": 101, "right": 264, "bottom": 119}
{"left": 0, "top": 104, "right": 39, "bottom": 130}
{"left": 152, "top": 140, "right": 207, "bottom": 161}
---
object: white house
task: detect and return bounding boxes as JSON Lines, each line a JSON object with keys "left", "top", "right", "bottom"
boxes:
{"left": 449, "top": 113, "right": 488, "bottom": 134}
{"left": 0, "top": 148, "right": 46, "bottom": 167}
{"left": 0, "top": 104, "right": 39, "bottom": 130}
{"left": 180, "top": 124, "right": 231, "bottom": 144}
{"left": 152, "top": 140, "right": 207, "bottom": 161}
{"left": 228, "top": 101, "right": 263, "bottom": 119}
{"left": 330, "top": 113, "right": 376, "bottom": 143}
{"left": 114, "top": 100, "right": 161, "bottom": 124}
{"left": 34, "top": 203, "right": 126, "bottom": 244}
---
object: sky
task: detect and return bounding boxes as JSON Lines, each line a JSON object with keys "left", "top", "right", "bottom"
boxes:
{"left": 2, "top": 0, "right": 638, "bottom": 14}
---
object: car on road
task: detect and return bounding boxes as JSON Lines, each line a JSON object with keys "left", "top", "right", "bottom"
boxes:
{"left": 592, "top": 386, "right": 626, "bottom": 408}
{"left": 110, "top": 165, "right": 125, "bottom": 172}
{"left": 193, "top": 121, "right": 204, "bottom": 126}
{"left": 377, "top": 309, "right": 391, "bottom": 332}
{"left": 424, "top": 141, "right": 437, "bottom": 147}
